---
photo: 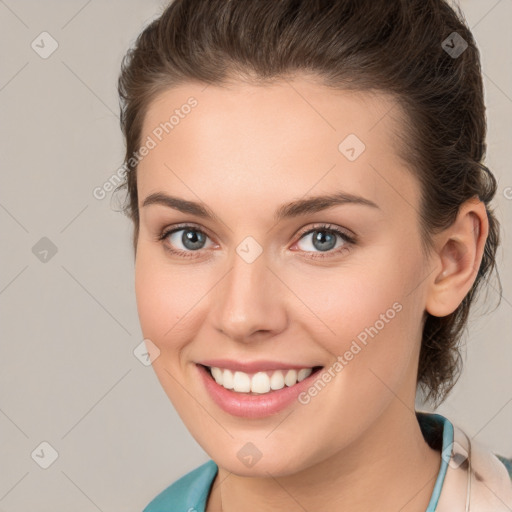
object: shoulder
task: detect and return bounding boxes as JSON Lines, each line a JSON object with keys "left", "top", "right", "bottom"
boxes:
{"left": 495, "top": 454, "right": 512, "bottom": 482}
{"left": 416, "top": 410, "right": 512, "bottom": 510}
{"left": 143, "top": 459, "right": 218, "bottom": 512}
{"left": 447, "top": 417, "right": 512, "bottom": 510}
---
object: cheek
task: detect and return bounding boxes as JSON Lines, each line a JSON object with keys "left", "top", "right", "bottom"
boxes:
{"left": 281, "top": 266, "right": 420, "bottom": 445}
{"left": 134, "top": 243, "right": 226, "bottom": 368}
{"left": 293, "top": 263, "right": 408, "bottom": 341}
{"left": 134, "top": 248, "right": 198, "bottom": 409}
{"left": 290, "top": 249, "right": 422, "bottom": 389}
{"left": 134, "top": 247, "right": 193, "bottom": 352}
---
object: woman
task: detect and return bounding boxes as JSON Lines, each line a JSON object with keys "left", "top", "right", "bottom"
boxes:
{"left": 116, "top": 0, "right": 512, "bottom": 510}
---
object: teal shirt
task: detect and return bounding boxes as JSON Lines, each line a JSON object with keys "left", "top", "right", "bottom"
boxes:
{"left": 141, "top": 412, "right": 500, "bottom": 511}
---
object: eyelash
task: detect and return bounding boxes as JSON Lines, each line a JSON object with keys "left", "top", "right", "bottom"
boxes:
{"left": 156, "top": 222, "right": 356, "bottom": 260}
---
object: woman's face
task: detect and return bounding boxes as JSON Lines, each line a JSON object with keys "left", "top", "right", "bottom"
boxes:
{"left": 134, "top": 77, "right": 433, "bottom": 476}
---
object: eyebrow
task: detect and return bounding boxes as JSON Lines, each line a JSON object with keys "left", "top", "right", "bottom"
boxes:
{"left": 142, "top": 191, "right": 380, "bottom": 222}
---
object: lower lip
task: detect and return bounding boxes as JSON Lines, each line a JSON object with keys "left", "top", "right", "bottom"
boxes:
{"left": 196, "top": 364, "right": 322, "bottom": 419}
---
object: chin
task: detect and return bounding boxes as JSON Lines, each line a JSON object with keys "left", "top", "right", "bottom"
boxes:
{"left": 207, "top": 441, "right": 318, "bottom": 478}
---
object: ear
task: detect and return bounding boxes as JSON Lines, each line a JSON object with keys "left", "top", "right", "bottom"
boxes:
{"left": 425, "top": 196, "right": 489, "bottom": 318}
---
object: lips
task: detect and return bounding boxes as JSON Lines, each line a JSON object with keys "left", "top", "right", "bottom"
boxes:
{"left": 196, "top": 362, "right": 324, "bottom": 418}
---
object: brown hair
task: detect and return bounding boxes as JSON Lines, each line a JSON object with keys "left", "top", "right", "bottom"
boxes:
{"left": 116, "top": 0, "right": 502, "bottom": 408}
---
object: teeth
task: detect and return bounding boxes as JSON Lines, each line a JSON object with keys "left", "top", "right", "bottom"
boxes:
{"left": 233, "top": 371, "right": 251, "bottom": 392}
{"left": 208, "top": 366, "right": 314, "bottom": 394}
{"left": 251, "top": 372, "right": 270, "bottom": 393}
{"left": 297, "top": 368, "right": 312, "bottom": 382}
{"left": 222, "top": 369, "right": 234, "bottom": 389}
{"left": 211, "top": 366, "right": 223, "bottom": 384}
{"left": 270, "top": 370, "right": 285, "bottom": 390}
{"left": 284, "top": 369, "right": 297, "bottom": 386}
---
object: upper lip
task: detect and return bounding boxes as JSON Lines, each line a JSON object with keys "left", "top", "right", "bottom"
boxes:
{"left": 197, "top": 359, "right": 322, "bottom": 373}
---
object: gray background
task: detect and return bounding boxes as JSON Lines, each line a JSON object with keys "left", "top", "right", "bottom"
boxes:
{"left": 0, "top": 0, "right": 510, "bottom": 510}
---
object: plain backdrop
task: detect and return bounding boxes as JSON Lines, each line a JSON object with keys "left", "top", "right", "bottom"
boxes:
{"left": 0, "top": 0, "right": 511, "bottom": 510}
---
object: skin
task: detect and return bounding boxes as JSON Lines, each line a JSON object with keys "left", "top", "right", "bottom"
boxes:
{"left": 134, "top": 76, "right": 489, "bottom": 511}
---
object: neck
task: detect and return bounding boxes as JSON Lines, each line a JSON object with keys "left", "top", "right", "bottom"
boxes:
{"left": 208, "top": 404, "right": 442, "bottom": 512}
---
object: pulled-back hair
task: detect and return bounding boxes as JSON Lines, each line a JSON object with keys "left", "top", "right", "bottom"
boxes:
{"left": 116, "top": 0, "right": 502, "bottom": 408}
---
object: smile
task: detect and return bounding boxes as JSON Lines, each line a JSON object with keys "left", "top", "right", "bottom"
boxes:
{"left": 196, "top": 362, "right": 324, "bottom": 418}
{"left": 206, "top": 366, "right": 319, "bottom": 394}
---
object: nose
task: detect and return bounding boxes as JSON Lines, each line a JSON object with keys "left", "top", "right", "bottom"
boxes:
{"left": 211, "top": 246, "right": 288, "bottom": 344}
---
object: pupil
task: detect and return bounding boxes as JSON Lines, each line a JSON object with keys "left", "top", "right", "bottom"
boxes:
{"left": 314, "top": 230, "right": 336, "bottom": 252}
{"left": 183, "top": 230, "right": 205, "bottom": 250}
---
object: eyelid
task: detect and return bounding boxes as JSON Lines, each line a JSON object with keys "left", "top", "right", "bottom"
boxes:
{"left": 158, "top": 222, "right": 356, "bottom": 258}
{"left": 295, "top": 222, "right": 355, "bottom": 242}
{"left": 158, "top": 222, "right": 217, "bottom": 248}
{"left": 158, "top": 222, "right": 212, "bottom": 240}
{"left": 159, "top": 222, "right": 354, "bottom": 241}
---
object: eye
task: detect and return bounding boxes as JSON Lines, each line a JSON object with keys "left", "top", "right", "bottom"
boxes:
{"left": 158, "top": 224, "right": 215, "bottom": 258}
{"left": 157, "top": 222, "right": 356, "bottom": 260}
{"left": 293, "top": 223, "right": 355, "bottom": 259}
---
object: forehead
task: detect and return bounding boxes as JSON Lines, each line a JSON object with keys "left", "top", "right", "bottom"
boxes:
{"left": 141, "top": 77, "right": 404, "bottom": 154}
{"left": 137, "top": 77, "right": 420, "bottom": 219}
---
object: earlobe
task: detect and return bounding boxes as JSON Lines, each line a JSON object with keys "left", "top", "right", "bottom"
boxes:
{"left": 425, "top": 198, "right": 488, "bottom": 318}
